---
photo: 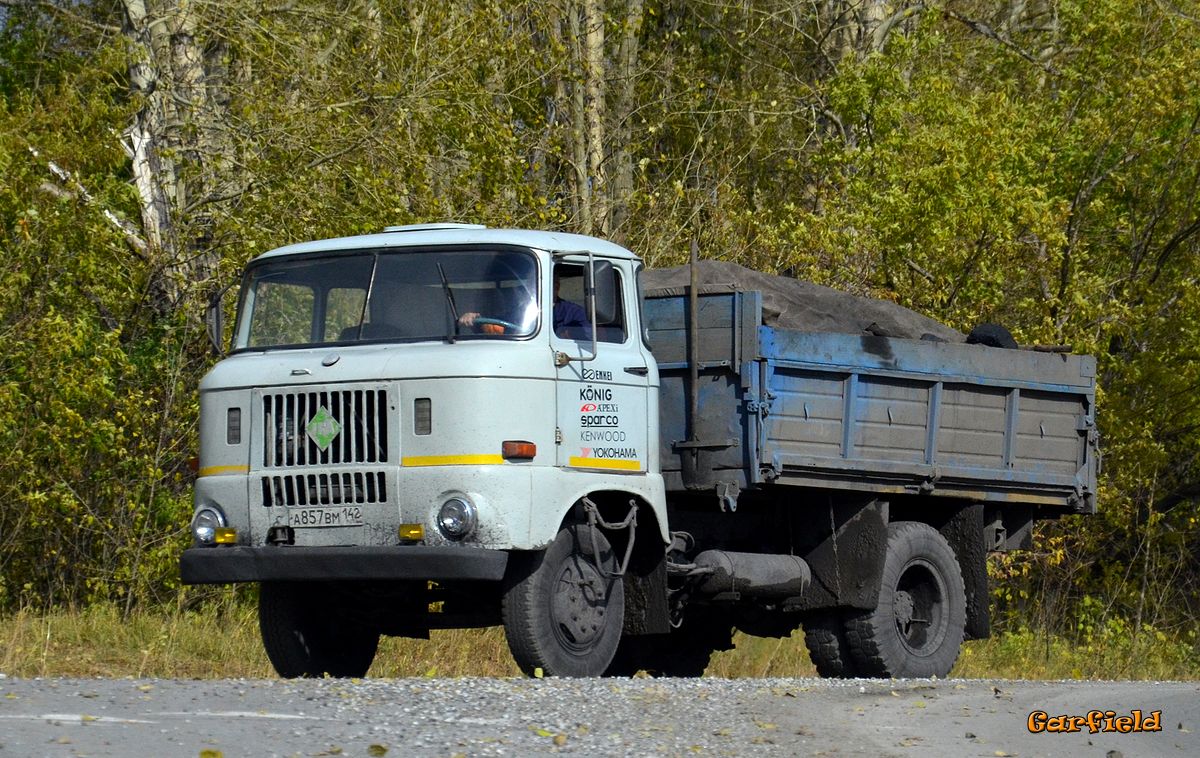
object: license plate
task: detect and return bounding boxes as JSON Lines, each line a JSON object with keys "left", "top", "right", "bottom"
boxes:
{"left": 287, "top": 506, "right": 364, "bottom": 528}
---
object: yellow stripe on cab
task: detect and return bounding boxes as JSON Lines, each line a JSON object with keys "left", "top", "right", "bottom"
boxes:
{"left": 402, "top": 454, "right": 506, "bottom": 467}
{"left": 568, "top": 457, "right": 642, "bottom": 471}
{"left": 198, "top": 464, "right": 250, "bottom": 477}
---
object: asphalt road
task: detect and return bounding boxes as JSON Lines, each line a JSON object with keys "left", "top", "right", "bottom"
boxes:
{"left": 0, "top": 675, "right": 1195, "bottom": 757}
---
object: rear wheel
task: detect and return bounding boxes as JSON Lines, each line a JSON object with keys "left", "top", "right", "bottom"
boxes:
{"left": 845, "top": 522, "right": 966, "bottom": 678}
{"left": 503, "top": 524, "right": 625, "bottom": 677}
{"left": 803, "top": 611, "right": 860, "bottom": 678}
{"left": 259, "top": 582, "right": 379, "bottom": 678}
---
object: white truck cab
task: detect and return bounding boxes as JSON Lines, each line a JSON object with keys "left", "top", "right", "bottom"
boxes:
{"left": 184, "top": 225, "right": 668, "bottom": 677}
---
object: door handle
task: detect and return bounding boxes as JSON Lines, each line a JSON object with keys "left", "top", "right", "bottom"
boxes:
{"left": 624, "top": 365, "right": 649, "bottom": 376}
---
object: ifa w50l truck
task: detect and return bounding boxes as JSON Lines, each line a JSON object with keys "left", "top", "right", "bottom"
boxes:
{"left": 181, "top": 225, "right": 1098, "bottom": 679}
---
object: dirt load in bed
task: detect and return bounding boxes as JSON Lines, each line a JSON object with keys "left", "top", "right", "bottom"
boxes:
{"left": 642, "top": 260, "right": 963, "bottom": 342}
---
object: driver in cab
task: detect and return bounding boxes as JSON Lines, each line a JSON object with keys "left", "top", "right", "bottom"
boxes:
{"left": 458, "top": 272, "right": 591, "bottom": 339}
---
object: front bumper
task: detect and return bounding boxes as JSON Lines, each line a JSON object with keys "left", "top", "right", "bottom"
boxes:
{"left": 180, "top": 545, "right": 509, "bottom": 584}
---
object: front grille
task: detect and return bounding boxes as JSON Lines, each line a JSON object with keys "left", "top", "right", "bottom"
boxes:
{"left": 262, "top": 388, "right": 388, "bottom": 467}
{"left": 262, "top": 471, "right": 387, "bottom": 507}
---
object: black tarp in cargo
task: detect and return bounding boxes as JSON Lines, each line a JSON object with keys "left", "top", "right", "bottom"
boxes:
{"left": 642, "top": 260, "right": 963, "bottom": 342}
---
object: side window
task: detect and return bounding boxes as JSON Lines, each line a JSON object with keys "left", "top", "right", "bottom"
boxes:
{"left": 635, "top": 263, "right": 651, "bottom": 350}
{"left": 601, "top": 271, "right": 627, "bottom": 344}
{"left": 552, "top": 262, "right": 626, "bottom": 343}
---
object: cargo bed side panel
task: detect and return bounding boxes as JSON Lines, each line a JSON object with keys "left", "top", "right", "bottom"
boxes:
{"left": 760, "top": 330, "right": 1097, "bottom": 512}
{"left": 645, "top": 291, "right": 1098, "bottom": 513}
{"left": 645, "top": 291, "right": 760, "bottom": 492}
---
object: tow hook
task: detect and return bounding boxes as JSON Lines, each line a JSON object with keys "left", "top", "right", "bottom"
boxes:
{"left": 581, "top": 497, "right": 638, "bottom": 577}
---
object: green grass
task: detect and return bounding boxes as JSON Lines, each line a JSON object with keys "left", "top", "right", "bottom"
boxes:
{"left": 952, "top": 625, "right": 1200, "bottom": 681}
{"left": 2, "top": 601, "right": 1197, "bottom": 680}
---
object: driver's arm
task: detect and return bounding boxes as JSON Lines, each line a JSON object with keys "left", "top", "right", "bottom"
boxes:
{"left": 456, "top": 311, "right": 505, "bottom": 334}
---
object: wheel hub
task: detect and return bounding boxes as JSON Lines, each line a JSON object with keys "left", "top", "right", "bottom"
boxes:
{"left": 551, "top": 556, "right": 608, "bottom": 649}
{"left": 894, "top": 560, "right": 944, "bottom": 655}
{"left": 893, "top": 590, "right": 916, "bottom": 630}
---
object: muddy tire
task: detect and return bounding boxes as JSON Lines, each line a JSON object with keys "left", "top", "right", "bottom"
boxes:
{"left": 803, "top": 611, "right": 860, "bottom": 678}
{"left": 845, "top": 522, "right": 966, "bottom": 678}
{"left": 503, "top": 524, "right": 625, "bottom": 677}
{"left": 259, "top": 582, "right": 379, "bottom": 678}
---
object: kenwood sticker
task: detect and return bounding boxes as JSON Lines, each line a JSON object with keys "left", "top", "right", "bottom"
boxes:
{"left": 582, "top": 430, "right": 627, "bottom": 441}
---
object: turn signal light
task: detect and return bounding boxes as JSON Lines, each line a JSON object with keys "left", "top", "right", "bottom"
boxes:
{"left": 502, "top": 440, "right": 536, "bottom": 460}
{"left": 214, "top": 527, "right": 238, "bottom": 545}
{"left": 399, "top": 523, "right": 425, "bottom": 541}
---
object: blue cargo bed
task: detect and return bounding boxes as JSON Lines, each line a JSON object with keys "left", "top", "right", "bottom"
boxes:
{"left": 646, "top": 290, "right": 1098, "bottom": 514}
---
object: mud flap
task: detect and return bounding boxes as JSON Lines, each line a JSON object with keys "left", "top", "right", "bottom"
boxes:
{"left": 938, "top": 503, "right": 990, "bottom": 640}
{"left": 789, "top": 499, "right": 889, "bottom": 611}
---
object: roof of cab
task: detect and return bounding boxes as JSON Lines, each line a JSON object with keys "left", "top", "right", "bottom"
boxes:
{"left": 250, "top": 224, "right": 640, "bottom": 263}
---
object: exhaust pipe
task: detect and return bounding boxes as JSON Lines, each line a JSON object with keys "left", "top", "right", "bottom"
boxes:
{"left": 693, "top": 550, "right": 811, "bottom": 598}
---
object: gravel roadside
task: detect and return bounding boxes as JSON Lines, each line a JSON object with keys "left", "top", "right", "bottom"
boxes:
{"left": 0, "top": 675, "right": 1195, "bottom": 757}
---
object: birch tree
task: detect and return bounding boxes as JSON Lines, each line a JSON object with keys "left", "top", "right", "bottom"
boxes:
{"left": 119, "top": 0, "right": 230, "bottom": 313}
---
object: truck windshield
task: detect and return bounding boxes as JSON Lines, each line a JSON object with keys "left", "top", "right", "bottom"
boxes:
{"left": 233, "top": 248, "right": 539, "bottom": 350}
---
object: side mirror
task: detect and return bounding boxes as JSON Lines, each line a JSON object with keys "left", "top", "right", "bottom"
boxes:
{"left": 586, "top": 260, "right": 617, "bottom": 325}
{"left": 205, "top": 281, "right": 237, "bottom": 356}
{"left": 205, "top": 291, "right": 225, "bottom": 356}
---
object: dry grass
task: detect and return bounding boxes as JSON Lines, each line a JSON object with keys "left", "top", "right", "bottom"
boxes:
{"left": 1, "top": 601, "right": 1196, "bottom": 680}
{"left": 0, "top": 600, "right": 522, "bottom": 679}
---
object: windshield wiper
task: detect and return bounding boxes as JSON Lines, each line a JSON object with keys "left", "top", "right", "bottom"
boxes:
{"left": 352, "top": 254, "right": 381, "bottom": 341}
{"left": 436, "top": 262, "right": 460, "bottom": 344}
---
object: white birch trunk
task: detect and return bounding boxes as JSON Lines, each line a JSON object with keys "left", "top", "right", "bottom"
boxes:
{"left": 122, "top": 0, "right": 175, "bottom": 265}
{"left": 122, "top": 0, "right": 228, "bottom": 309}
{"left": 610, "top": 0, "right": 644, "bottom": 246}
{"left": 567, "top": 1, "right": 592, "bottom": 233}
{"left": 583, "top": 0, "right": 608, "bottom": 236}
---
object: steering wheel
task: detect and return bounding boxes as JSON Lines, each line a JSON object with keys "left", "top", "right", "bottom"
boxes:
{"left": 473, "top": 316, "right": 521, "bottom": 333}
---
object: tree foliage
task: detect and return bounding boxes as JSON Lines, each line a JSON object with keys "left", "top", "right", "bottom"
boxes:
{"left": 0, "top": 0, "right": 1198, "bottom": 643}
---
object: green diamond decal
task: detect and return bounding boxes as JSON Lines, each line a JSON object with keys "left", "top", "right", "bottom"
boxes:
{"left": 306, "top": 406, "right": 341, "bottom": 451}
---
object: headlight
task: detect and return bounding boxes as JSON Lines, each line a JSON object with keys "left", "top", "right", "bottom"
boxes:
{"left": 437, "top": 497, "right": 477, "bottom": 540}
{"left": 192, "top": 507, "right": 227, "bottom": 546}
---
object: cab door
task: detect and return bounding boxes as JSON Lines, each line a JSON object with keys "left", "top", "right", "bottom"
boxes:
{"left": 553, "top": 259, "right": 651, "bottom": 474}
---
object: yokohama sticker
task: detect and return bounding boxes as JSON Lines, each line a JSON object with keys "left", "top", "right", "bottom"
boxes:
{"left": 580, "top": 447, "right": 638, "bottom": 459}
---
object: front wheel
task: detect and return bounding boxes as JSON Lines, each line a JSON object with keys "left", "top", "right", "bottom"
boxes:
{"left": 502, "top": 524, "right": 625, "bottom": 677}
{"left": 845, "top": 521, "right": 966, "bottom": 678}
{"left": 258, "top": 582, "right": 379, "bottom": 678}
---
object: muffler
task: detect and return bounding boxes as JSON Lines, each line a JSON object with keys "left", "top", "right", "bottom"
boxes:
{"left": 693, "top": 550, "right": 811, "bottom": 598}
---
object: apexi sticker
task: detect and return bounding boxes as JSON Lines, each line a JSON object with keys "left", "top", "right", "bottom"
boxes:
{"left": 579, "top": 403, "right": 619, "bottom": 412}
{"left": 580, "top": 447, "right": 638, "bottom": 459}
{"left": 579, "top": 386, "right": 613, "bottom": 402}
{"left": 581, "top": 368, "right": 612, "bottom": 381}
